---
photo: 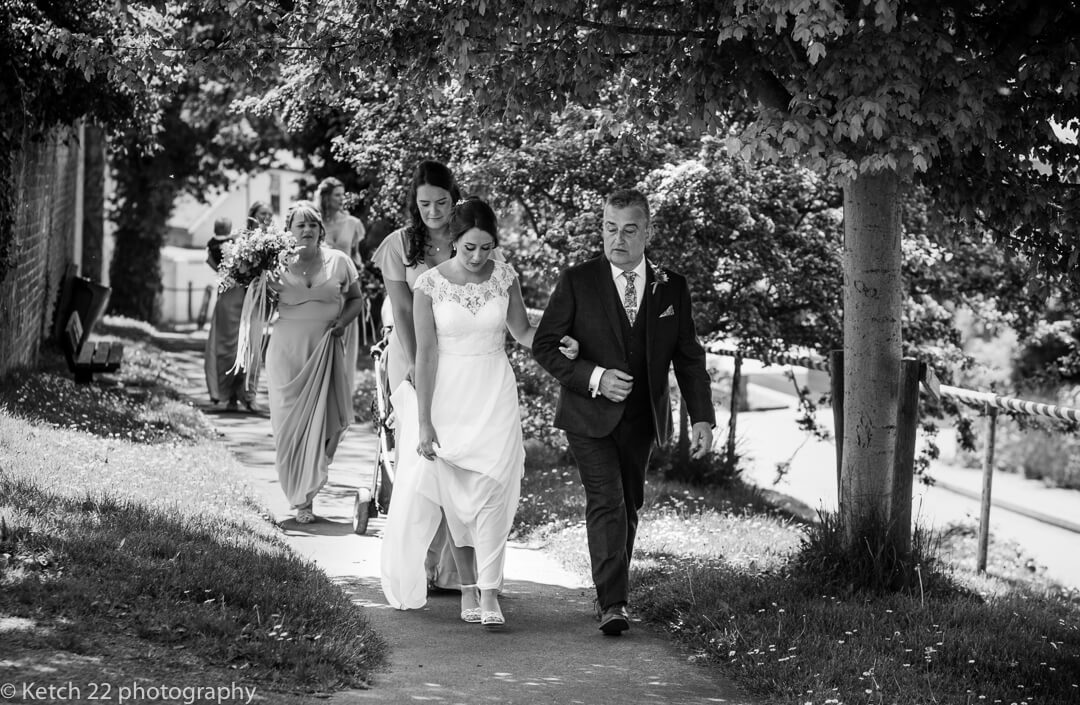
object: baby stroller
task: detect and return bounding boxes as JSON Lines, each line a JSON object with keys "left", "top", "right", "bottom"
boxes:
{"left": 352, "top": 329, "right": 396, "bottom": 534}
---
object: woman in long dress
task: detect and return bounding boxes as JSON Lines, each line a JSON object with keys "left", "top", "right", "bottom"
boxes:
{"left": 318, "top": 176, "right": 366, "bottom": 384}
{"left": 374, "top": 160, "right": 467, "bottom": 597}
{"left": 411, "top": 198, "right": 574, "bottom": 628}
{"left": 318, "top": 176, "right": 366, "bottom": 266}
{"left": 205, "top": 202, "right": 274, "bottom": 412}
{"left": 266, "top": 201, "right": 366, "bottom": 524}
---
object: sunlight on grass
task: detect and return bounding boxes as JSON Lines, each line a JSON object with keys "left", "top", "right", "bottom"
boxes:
{"left": 518, "top": 442, "right": 1080, "bottom": 705}
{"left": 0, "top": 330, "right": 386, "bottom": 695}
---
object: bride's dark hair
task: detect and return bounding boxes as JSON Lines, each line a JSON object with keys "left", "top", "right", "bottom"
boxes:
{"left": 448, "top": 197, "right": 499, "bottom": 246}
{"left": 404, "top": 160, "right": 461, "bottom": 266}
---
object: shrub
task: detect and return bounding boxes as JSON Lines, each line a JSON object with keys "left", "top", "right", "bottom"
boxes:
{"left": 648, "top": 443, "right": 742, "bottom": 487}
{"left": 508, "top": 344, "right": 567, "bottom": 452}
{"left": 789, "top": 510, "right": 964, "bottom": 598}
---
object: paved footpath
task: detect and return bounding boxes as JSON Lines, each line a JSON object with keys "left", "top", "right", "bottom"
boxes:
{"left": 731, "top": 378, "right": 1080, "bottom": 591}
{"left": 160, "top": 330, "right": 754, "bottom": 705}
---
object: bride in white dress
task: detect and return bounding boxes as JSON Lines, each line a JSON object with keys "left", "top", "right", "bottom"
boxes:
{"left": 380, "top": 197, "right": 576, "bottom": 628}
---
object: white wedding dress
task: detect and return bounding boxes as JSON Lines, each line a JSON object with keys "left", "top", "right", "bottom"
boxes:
{"left": 380, "top": 261, "right": 525, "bottom": 608}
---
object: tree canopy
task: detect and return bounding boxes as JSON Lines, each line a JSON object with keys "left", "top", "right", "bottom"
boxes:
{"left": 0, "top": 0, "right": 181, "bottom": 281}
{"left": 219, "top": 0, "right": 1079, "bottom": 277}
{"left": 218, "top": 0, "right": 1077, "bottom": 550}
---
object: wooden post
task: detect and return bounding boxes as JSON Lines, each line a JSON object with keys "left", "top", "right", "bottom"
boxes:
{"left": 197, "top": 285, "right": 212, "bottom": 330}
{"left": 726, "top": 354, "right": 742, "bottom": 467}
{"left": 830, "top": 349, "right": 844, "bottom": 506}
{"left": 890, "top": 359, "right": 921, "bottom": 556}
{"left": 187, "top": 281, "right": 194, "bottom": 322}
{"left": 976, "top": 405, "right": 998, "bottom": 574}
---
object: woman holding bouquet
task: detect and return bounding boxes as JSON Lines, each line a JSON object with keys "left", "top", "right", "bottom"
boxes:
{"left": 205, "top": 216, "right": 255, "bottom": 412}
{"left": 204, "top": 202, "right": 276, "bottom": 413}
{"left": 267, "top": 201, "right": 366, "bottom": 524}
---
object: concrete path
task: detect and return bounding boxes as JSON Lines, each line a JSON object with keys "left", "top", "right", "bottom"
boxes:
{"left": 727, "top": 382, "right": 1080, "bottom": 590}
{"left": 161, "top": 330, "right": 754, "bottom": 705}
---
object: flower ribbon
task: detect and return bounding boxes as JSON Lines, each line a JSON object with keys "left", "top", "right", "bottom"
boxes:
{"left": 229, "top": 270, "right": 271, "bottom": 380}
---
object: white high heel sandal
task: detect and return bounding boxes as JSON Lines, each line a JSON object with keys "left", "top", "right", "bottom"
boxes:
{"left": 460, "top": 585, "right": 481, "bottom": 623}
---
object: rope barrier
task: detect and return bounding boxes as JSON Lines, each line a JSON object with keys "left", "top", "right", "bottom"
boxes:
{"left": 938, "top": 385, "right": 1080, "bottom": 422}
{"left": 705, "top": 343, "right": 1080, "bottom": 570}
{"left": 706, "top": 345, "right": 832, "bottom": 373}
{"left": 707, "top": 344, "right": 1080, "bottom": 423}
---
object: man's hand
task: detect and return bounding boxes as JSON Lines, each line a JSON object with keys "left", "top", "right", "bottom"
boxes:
{"left": 558, "top": 335, "right": 580, "bottom": 360}
{"left": 689, "top": 421, "right": 714, "bottom": 459}
{"left": 598, "top": 369, "right": 634, "bottom": 403}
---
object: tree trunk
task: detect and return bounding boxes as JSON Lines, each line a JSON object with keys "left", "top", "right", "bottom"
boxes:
{"left": 840, "top": 170, "right": 904, "bottom": 546}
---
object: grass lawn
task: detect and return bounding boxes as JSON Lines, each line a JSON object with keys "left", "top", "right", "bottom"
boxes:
{"left": 517, "top": 433, "right": 1080, "bottom": 705}
{"left": 0, "top": 317, "right": 385, "bottom": 701}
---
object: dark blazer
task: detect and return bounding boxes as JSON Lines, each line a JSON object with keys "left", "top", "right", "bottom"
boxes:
{"left": 533, "top": 256, "right": 716, "bottom": 444}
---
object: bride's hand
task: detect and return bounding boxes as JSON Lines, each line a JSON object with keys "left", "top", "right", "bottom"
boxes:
{"left": 417, "top": 422, "right": 439, "bottom": 460}
{"left": 559, "top": 335, "right": 580, "bottom": 360}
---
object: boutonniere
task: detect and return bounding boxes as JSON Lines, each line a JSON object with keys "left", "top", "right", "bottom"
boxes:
{"left": 648, "top": 260, "right": 669, "bottom": 294}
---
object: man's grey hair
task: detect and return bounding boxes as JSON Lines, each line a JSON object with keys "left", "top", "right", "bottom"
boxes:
{"left": 604, "top": 189, "right": 650, "bottom": 222}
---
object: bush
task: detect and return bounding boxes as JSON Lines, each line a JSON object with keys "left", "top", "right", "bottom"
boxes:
{"left": 993, "top": 421, "right": 1080, "bottom": 489}
{"left": 648, "top": 443, "right": 742, "bottom": 487}
{"left": 352, "top": 367, "right": 378, "bottom": 425}
{"left": 951, "top": 387, "right": 1080, "bottom": 490}
{"left": 789, "top": 510, "right": 963, "bottom": 597}
{"left": 508, "top": 344, "right": 567, "bottom": 451}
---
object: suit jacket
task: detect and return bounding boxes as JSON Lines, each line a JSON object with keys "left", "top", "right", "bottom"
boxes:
{"left": 533, "top": 256, "right": 715, "bottom": 444}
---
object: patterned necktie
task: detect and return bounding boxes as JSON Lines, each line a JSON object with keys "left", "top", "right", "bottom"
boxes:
{"left": 622, "top": 271, "right": 638, "bottom": 325}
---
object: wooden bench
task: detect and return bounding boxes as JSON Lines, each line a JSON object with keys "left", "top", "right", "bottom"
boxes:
{"left": 62, "top": 311, "right": 124, "bottom": 383}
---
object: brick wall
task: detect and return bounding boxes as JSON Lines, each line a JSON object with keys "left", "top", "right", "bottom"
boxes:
{"left": 82, "top": 124, "right": 106, "bottom": 283}
{"left": 0, "top": 127, "right": 81, "bottom": 376}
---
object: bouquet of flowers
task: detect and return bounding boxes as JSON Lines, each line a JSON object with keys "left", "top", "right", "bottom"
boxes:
{"left": 217, "top": 226, "right": 297, "bottom": 292}
{"left": 216, "top": 226, "right": 297, "bottom": 377}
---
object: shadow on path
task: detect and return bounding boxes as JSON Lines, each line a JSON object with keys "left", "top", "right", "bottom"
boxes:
{"left": 165, "top": 336, "right": 757, "bottom": 704}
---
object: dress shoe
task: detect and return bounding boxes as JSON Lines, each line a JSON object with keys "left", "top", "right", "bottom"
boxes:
{"left": 598, "top": 604, "right": 629, "bottom": 636}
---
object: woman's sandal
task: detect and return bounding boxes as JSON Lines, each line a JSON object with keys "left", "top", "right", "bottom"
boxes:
{"left": 460, "top": 585, "right": 481, "bottom": 623}
{"left": 481, "top": 606, "right": 505, "bottom": 630}
{"left": 481, "top": 596, "right": 505, "bottom": 630}
{"left": 295, "top": 507, "right": 315, "bottom": 524}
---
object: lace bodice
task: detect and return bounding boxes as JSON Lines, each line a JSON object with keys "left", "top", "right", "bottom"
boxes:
{"left": 415, "top": 261, "right": 516, "bottom": 356}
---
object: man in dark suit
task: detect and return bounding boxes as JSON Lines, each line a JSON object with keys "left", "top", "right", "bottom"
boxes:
{"left": 533, "top": 188, "right": 715, "bottom": 636}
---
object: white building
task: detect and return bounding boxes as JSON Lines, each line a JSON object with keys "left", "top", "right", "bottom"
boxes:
{"left": 166, "top": 164, "right": 308, "bottom": 248}
{"left": 159, "top": 162, "right": 308, "bottom": 324}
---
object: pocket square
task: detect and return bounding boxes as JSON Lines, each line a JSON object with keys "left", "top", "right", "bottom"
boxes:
{"left": 658, "top": 305, "right": 675, "bottom": 318}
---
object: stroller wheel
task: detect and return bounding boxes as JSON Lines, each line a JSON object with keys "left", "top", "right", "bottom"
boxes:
{"left": 353, "top": 488, "right": 373, "bottom": 534}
